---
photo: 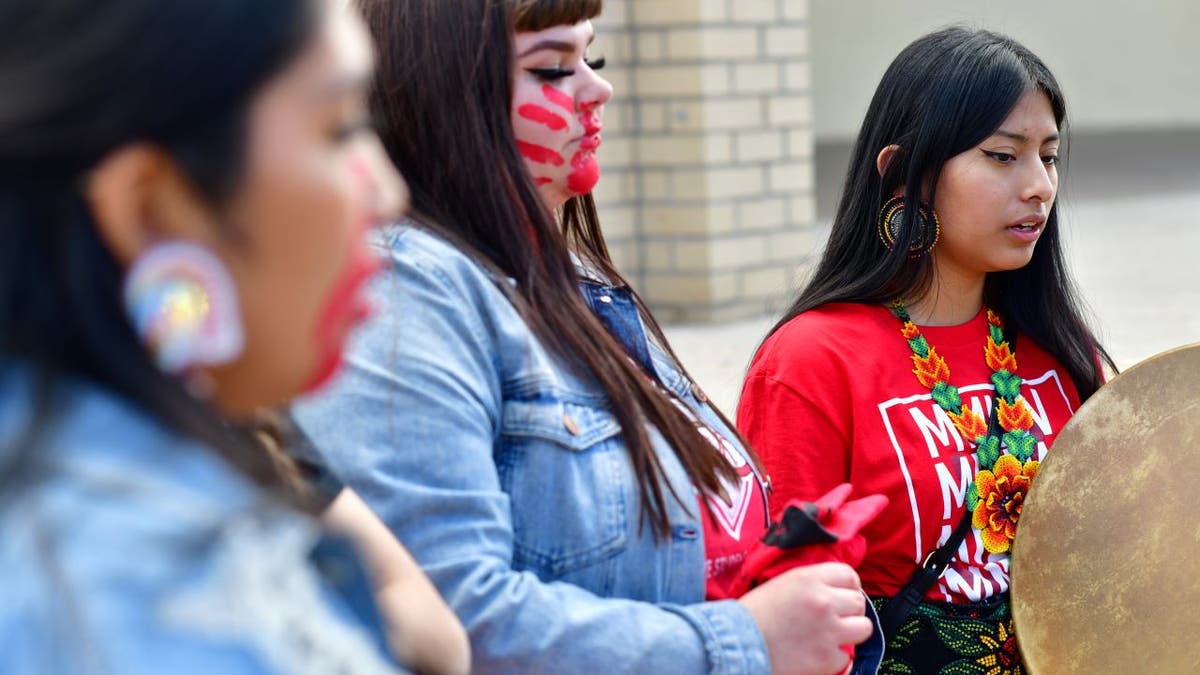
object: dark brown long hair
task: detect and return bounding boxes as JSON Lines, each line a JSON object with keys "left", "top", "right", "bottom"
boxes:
{"left": 358, "top": 0, "right": 758, "bottom": 538}
{"left": 0, "top": 0, "right": 321, "bottom": 504}
{"left": 765, "top": 27, "right": 1112, "bottom": 400}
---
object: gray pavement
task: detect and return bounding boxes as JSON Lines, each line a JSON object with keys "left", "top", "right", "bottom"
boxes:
{"left": 664, "top": 129, "right": 1200, "bottom": 415}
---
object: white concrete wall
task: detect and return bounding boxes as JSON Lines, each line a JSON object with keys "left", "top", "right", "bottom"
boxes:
{"left": 811, "top": 0, "right": 1200, "bottom": 141}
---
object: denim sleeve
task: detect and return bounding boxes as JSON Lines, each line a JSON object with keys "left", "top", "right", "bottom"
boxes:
{"left": 292, "top": 232, "right": 770, "bottom": 675}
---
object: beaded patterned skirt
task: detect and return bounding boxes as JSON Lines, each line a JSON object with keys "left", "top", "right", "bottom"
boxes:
{"left": 870, "top": 595, "right": 1025, "bottom": 675}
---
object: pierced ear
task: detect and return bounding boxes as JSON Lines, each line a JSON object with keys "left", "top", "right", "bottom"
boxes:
{"left": 876, "top": 144, "right": 901, "bottom": 178}
{"left": 84, "top": 143, "right": 220, "bottom": 271}
{"left": 83, "top": 144, "right": 169, "bottom": 269}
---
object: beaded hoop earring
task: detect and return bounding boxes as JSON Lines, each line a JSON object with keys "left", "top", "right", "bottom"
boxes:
{"left": 877, "top": 195, "right": 940, "bottom": 258}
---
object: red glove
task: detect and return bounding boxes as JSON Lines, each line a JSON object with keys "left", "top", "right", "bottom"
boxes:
{"left": 717, "top": 484, "right": 888, "bottom": 675}
{"left": 718, "top": 484, "right": 887, "bottom": 598}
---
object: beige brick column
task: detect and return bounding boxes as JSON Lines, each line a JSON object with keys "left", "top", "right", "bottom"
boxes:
{"left": 591, "top": 0, "right": 816, "bottom": 322}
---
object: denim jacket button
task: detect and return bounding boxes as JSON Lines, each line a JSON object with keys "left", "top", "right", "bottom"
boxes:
{"left": 690, "top": 382, "right": 708, "bottom": 404}
{"left": 562, "top": 413, "right": 581, "bottom": 436}
{"left": 672, "top": 524, "right": 700, "bottom": 540}
{"left": 598, "top": 295, "right": 613, "bottom": 304}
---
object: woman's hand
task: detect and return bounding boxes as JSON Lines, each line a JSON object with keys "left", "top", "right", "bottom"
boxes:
{"left": 738, "top": 562, "right": 873, "bottom": 675}
{"left": 322, "top": 488, "right": 471, "bottom": 675}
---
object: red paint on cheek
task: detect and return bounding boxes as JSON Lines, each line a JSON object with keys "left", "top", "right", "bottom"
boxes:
{"left": 302, "top": 246, "right": 383, "bottom": 393}
{"left": 517, "top": 104, "right": 568, "bottom": 131}
{"left": 541, "top": 85, "right": 575, "bottom": 114}
{"left": 567, "top": 151, "right": 600, "bottom": 195}
{"left": 517, "top": 141, "right": 565, "bottom": 166}
{"left": 581, "top": 114, "right": 602, "bottom": 136}
{"left": 302, "top": 154, "right": 385, "bottom": 393}
{"left": 534, "top": 177, "right": 553, "bottom": 186}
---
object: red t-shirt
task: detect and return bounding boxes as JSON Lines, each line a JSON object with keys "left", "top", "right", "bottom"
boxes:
{"left": 692, "top": 415, "right": 769, "bottom": 600}
{"left": 737, "top": 303, "right": 1081, "bottom": 604}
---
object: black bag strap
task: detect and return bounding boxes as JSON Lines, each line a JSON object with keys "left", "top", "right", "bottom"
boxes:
{"left": 877, "top": 331, "right": 1016, "bottom": 640}
{"left": 876, "top": 498, "right": 975, "bottom": 639}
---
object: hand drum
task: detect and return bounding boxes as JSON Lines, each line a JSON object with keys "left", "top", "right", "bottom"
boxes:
{"left": 1013, "top": 344, "right": 1200, "bottom": 674}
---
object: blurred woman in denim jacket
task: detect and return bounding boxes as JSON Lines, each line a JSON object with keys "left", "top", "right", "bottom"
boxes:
{"left": 0, "top": 1, "right": 450, "bottom": 672}
{"left": 293, "top": 1, "right": 873, "bottom": 673}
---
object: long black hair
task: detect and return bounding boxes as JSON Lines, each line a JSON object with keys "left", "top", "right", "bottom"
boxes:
{"left": 359, "top": 0, "right": 750, "bottom": 539}
{"left": 767, "top": 26, "right": 1112, "bottom": 400}
{"left": 0, "top": 1, "right": 319, "bottom": 494}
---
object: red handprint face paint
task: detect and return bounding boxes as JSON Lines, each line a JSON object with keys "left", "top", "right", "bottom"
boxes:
{"left": 302, "top": 148, "right": 400, "bottom": 393}
{"left": 567, "top": 106, "right": 602, "bottom": 195}
{"left": 517, "top": 100, "right": 569, "bottom": 131}
{"left": 303, "top": 232, "right": 382, "bottom": 393}
{"left": 201, "top": 4, "right": 408, "bottom": 416}
{"left": 511, "top": 20, "right": 613, "bottom": 210}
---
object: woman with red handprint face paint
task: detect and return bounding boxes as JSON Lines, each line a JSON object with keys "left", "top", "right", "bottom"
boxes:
{"left": 0, "top": 1, "right": 469, "bottom": 673}
{"left": 293, "top": 1, "right": 875, "bottom": 674}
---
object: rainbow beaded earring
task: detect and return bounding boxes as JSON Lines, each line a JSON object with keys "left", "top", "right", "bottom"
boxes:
{"left": 877, "top": 195, "right": 940, "bottom": 258}
{"left": 123, "top": 240, "right": 244, "bottom": 377}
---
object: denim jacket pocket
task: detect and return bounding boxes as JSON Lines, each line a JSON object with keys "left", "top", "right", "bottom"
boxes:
{"left": 498, "top": 396, "right": 629, "bottom": 582}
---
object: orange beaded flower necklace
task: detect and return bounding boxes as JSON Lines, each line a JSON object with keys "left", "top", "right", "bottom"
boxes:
{"left": 890, "top": 300, "right": 1039, "bottom": 554}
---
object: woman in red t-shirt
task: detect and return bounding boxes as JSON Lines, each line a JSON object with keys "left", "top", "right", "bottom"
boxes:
{"left": 738, "top": 27, "right": 1113, "bottom": 674}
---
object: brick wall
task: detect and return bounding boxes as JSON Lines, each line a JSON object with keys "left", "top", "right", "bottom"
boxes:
{"left": 590, "top": 0, "right": 817, "bottom": 322}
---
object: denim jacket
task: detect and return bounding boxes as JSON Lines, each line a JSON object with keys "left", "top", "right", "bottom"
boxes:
{"left": 293, "top": 224, "right": 772, "bottom": 674}
{"left": 0, "top": 365, "right": 404, "bottom": 675}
